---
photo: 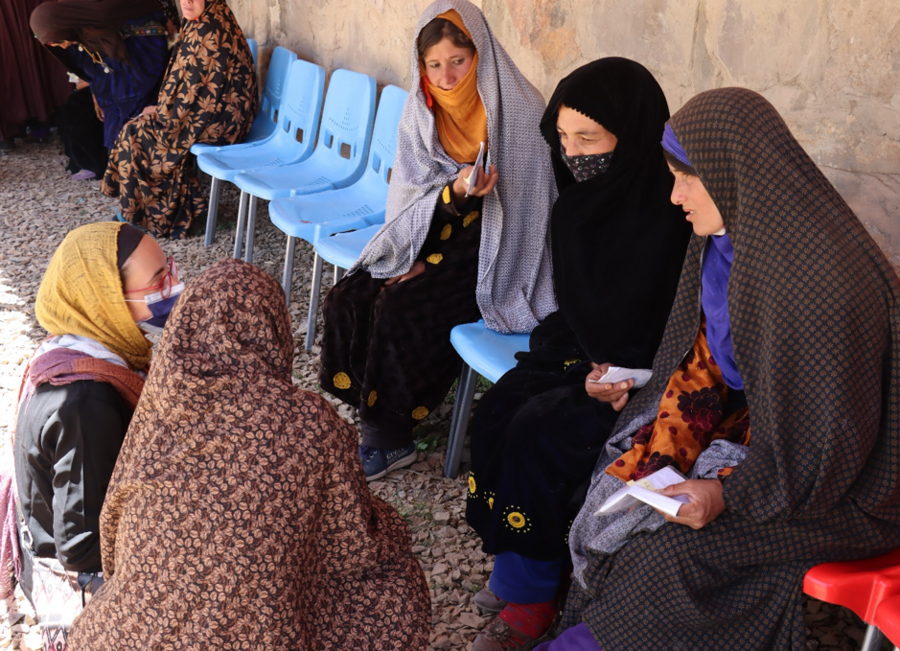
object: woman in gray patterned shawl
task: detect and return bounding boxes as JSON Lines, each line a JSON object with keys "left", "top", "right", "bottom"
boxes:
{"left": 544, "top": 88, "right": 900, "bottom": 651}
{"left": 319, "top": 0, "right": 556, "bottom": 481}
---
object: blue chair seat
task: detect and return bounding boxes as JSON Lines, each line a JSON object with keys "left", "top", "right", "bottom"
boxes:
{"left": 315, "top": 224, "right": 383, "bottom": 269}
{"left": 233, "top": 162, "right": 340, "bottom": 200}
{"left": 444, "top": 320, "right": 531, "bottom": 478}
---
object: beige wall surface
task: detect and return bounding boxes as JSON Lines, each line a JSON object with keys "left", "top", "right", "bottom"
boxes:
{"left": 229, "top": 0, "right": 900, "bottom": 264}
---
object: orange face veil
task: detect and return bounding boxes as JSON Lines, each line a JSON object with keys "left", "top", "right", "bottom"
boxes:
{"left": 419, "top": 10, "right": 488, "bottom": 164}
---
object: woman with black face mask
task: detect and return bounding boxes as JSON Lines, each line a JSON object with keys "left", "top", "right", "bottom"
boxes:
{"left": 464, "top": 58, "right": 692, "bottom": 650}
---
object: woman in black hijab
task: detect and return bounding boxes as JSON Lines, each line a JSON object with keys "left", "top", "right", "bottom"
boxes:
{"left": 464, "top": 58, "right": 692, "bottom": 650}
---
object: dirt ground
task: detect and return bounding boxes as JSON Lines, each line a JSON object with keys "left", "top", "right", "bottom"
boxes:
{"left": 0, "top": 140, "right": 883, "bottom": 650}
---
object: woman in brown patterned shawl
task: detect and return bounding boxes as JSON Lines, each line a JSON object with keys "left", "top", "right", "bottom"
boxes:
{"left": 103, "top": 0, "right": 258, "bottom": 239}
{"left": 69, "top": 258, "right": 431, "bottom": 650}
{"left": 549, "top": 88, "right": 900, "bottom": 651}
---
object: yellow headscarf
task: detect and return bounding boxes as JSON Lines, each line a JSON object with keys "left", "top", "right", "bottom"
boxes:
{"left": 421, "top": 10, "right": 488, "bottom": 164}
{"left": 35, "top": 222, "right": 153, "bottom": 371}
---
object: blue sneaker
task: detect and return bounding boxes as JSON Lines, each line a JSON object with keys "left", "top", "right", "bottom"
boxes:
{"left": 359, "top": 443, "right": 417, "bottom": 481}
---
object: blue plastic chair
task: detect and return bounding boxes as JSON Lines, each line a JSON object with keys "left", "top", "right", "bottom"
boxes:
{"left": 191, "top": 45, "right": 296, "bottom": 159}
{"left": 269, "top": 85, "right": 407, "bottom": 348}
{"left": 444, "top": 321, "right": 531, "bottom": 478}
{"left": 196, "top": 59, "right": 326, "bottom": 248}
{"left": 231, "top": 69, "right": 377, "bottom": 263}
{"left": 298, "top": 223, "right": 385, "bottom": 350}
{"left": 247, "top": 38, "right": 258, "bottom": 67}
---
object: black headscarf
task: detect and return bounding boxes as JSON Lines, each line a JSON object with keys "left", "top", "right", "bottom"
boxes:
{"left": 539, "top": 57, "right": 692, "bottom": 367}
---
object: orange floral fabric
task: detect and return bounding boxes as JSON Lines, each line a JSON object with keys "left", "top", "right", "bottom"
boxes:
{"left": 606, "top": 324, "right": 750, "bottom": 483}
{"left": 69, "top": 259, "right": 430, "bottom": 650}
{"left": 101, "top": 0, "right": 258, "bottom": 238}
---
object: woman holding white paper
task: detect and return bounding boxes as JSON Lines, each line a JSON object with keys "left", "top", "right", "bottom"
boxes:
{"left": 463, "top": 58, "right": 692, "bottom": 650}
{"left": 549, "top": 88, "right": 900, "bottom": 651}
{"left": 319, "top": 0, "right": 558, "bottom": 481}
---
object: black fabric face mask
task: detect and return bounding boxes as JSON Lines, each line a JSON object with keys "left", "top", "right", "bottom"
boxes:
{"left": 560, "top": 150, "right": 614, "bottom": 182}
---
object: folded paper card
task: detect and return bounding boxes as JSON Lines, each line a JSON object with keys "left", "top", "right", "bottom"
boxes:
{"left": 596, "top": 465, "right": 690, "bottom": 518}
{"left": 587, "top": 366, "right": 653, "bottom": 388}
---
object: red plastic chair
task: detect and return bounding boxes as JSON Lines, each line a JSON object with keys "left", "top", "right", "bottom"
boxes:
{"left": 874, "top": 595, "right": 900, "bottom": 650}
{"left": 803, "top": 548, "right": 900, "bottom": 651}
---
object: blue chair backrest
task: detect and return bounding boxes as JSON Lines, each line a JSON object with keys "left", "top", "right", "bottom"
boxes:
{"left": 246, "top": 38, "right": 258, "bottom": 68}
{"left": 260, "top": 46, "right": 297, "bottom": 123}
{"left": 363, "top": 85, "right": 407, "bottom": 186}
{"left": 313, "top": 69, "right": 376, "bottom": 176}
{"left": 277, "top": 59, "right": 326, "bottom": 161}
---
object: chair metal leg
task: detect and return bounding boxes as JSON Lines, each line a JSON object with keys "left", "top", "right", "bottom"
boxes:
{"left": 204, "top": 177, "right": 222, "bottom": 247}
{"left": 860, "top": 625, "right": 884, "bottom": 651}
{"left": 282, "top": 236, "right": 296, "bottom": 306}
{"left": 334, "top": 265, "right": 345, "bottom": 284}
{"left": 244, "top": 196, "right": 258, "bottom": 264}
{"left": 444, "top": 363, "right": 478, "bottom": 479}
{"left": 233, "top": 191, "right": 249, "bottom": 258}
{"left": 304, "top": 253, "right": 323, "bottom": 351}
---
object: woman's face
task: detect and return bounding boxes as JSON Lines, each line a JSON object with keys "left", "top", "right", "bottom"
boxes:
{"left": 556, "top": 106, "right": 617, "bottom": 157}
{"left": 423, "top": 37, "right": 475, "bottom": 91}
{"left": 180, "top": 0, "right": 205, "bottom": 20}
{"left": 668, "top": 165, "right": 725, "bottom": 236}
{"left": 121, "top": 235, "right": 178, "bottom": 322}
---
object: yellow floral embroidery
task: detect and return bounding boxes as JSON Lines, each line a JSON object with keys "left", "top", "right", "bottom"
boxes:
{"left": 563, "top": 358, "right": 581, "bottom": 369}
{"left": 442, "top": 186, "right": 451, "bottom": 204}
{"left": 488, "top": 497, "right": 494, "bottom": 509}
{"left": 333, "top": 372, "right": 351, "bottom": 390}
{"left": 426, "top": 253, "right": 443, "bottom": 264}
{"left": 367, "top": 390, "right": 377, "bottom": 407}
{"left": 440, "top": 224, "right": 452, "bottom": 240}
{"left": 468, "top": 474, "right": 477, "bottom": 494}
{"left": 412, "top": 406, "right": 429, "bottom": 420}
{"left": 507, "top": 512, "right": 526, "bottom": 529}
{"left": 463, "top": 211, "right": 480, "bottom": 228}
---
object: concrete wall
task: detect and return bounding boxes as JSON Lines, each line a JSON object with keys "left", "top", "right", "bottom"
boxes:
{"left": 228, "top": 0, "right": 900, "bottom": 265}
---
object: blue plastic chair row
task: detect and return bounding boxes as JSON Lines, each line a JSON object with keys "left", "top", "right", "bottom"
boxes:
{"left": 271, "top": 85, "right": 407, "bottom": 349}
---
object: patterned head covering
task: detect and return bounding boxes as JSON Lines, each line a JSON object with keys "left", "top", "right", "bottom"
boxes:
{"left": 69, "top": 259, "right": 431, "bottom": 649}
{"left": 353, "top": 0, "right": 558, "bottom": 334}
{"left": 30, "top": 0, "right": 167, "bottom": 62}
{"left": 35, "top": 222, "right": 152, "bottom": 371}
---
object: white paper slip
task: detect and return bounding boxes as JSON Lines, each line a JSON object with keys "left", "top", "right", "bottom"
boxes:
{"left": 596, "top": 465, "right": 689, "bottom": 518}
{"left": 587, "top": 366, "right": 653, "bottom": 388}
{"left": 465, "top": 141, "right": 486, "bottom": 197}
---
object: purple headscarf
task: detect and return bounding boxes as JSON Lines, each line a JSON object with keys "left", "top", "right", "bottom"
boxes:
{"left": 661, "top": 123, "right": 743, "bottom": 389}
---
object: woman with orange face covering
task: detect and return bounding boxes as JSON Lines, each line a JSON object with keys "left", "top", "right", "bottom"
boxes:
{"left": 320, "top": 0, "right": 557, "bottom": 481}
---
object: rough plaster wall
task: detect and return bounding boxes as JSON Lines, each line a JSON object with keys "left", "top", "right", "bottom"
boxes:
{"left": 228, "top": 0, "right": 900, "bottom": 263}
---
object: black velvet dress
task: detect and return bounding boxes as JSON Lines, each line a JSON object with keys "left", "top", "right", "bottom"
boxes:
{"left": 465, "top": 58, "right": 693, "bottom": 561}
{"left": 320, "top": 185, "right": 483, "bottom": 448}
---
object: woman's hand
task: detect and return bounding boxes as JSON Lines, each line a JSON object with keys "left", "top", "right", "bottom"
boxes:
{"left": 585, "top": 362, "right": 633, "bottom": 411}
{"left": 658, "top": 479, "right": 725, "bottom": 530}
{"left": 141, "top": 106, "right": 158, "bottom": 117}
{"left": 451, "top": 164, "right": 498, "bottom": 207}
{"left": 384, "top": 260, "right": 426, "bottom": 286}
{"left": 92, "top": 94, "right": 104, "bottom": 122}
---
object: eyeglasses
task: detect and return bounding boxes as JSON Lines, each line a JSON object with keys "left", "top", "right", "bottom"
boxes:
{"left": 123, "top": 257, "right": 179, "bottom": 299}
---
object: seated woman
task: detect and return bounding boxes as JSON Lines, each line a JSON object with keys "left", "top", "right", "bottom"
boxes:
{"left": 463, "top": 59, "right": 692, "bottom": 650}
{"left": 69, "top": 258, "right": 431, "bottom": 650}
{"left": 320, "top": 0, "right": 557, "bottom": 481}
{"left": 102, "top": 0, "right": 258, "bottom": 239}
{"left": 542, "top": 87, "right": 900, "bottom": 651}
{"left": 14, "top": 221, "right": 178, "bottom": 651}
{"left": 30, "top": 0, "right": 177, "bottom": 181}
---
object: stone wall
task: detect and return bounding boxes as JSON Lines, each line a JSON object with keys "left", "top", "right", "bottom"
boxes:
{"left": 227, "top": 0, "right": 900, "bottom": 263}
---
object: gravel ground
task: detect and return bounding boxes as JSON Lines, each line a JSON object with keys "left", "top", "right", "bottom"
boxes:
{"left": 0, "top": 140, "right": 889, "bottom": 650}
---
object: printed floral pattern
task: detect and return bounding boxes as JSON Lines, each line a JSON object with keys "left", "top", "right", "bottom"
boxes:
{"left": 69, "top": 259, "right": 430, "bottom": 650}
{"left": 560, "top": 150, "right": 614, "bottom": 183}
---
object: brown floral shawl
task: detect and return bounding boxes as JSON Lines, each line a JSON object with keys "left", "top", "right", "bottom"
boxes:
{"left": 69, "top": 259, "right": 430, "bottom": 650}
{"left": 102, "top": 0, "right": 258, "bottom": 239}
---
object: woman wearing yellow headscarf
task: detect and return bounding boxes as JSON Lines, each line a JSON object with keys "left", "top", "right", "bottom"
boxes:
{"left": 11, "top": 221, "right": 178, "bottom": 651}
